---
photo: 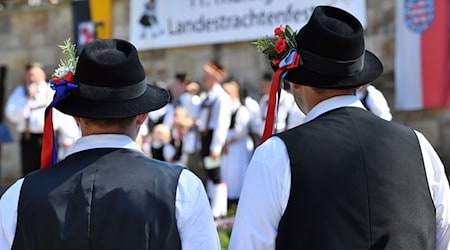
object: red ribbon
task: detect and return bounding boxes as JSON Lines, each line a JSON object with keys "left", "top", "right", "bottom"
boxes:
{"left": 40, "top": 78, "right": 78, "bottom": 168}
{"left": 261, "top": 51, "right": 300, "bottom": 143}
{"left": 40, "top": 108, "right": 55, "bottom": 168}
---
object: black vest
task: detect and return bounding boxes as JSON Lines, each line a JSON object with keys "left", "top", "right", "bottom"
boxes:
{"left": 151, "top": 144, "right": 164, "bottom": 161}
{"left": 276, "top": 107, "right": 435, "bottom": 250}
{"left": 12, "top": 148, "right": 182, "bottom": 250}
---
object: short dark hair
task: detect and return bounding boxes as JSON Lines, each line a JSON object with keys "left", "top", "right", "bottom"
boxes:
{"left": 84, "top": 116, "right": 136, "bottom": 129}
{"left": 25, "top": 62, "right": 44, "bottom": 71}
{"left": 175, "top": 73, "right": 188, "bottom": 83}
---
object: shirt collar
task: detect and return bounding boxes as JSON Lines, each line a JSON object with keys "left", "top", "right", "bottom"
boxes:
{"left": 303, "top": 95, "right": 366, "bottom": 124}
{"left": 65, "top": 134, "right": 144, "bottom": 158}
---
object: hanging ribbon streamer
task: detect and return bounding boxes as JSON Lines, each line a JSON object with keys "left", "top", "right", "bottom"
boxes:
{"left": 40, "top": 79, "right": 78, "bottom": 168}
{"left": 261, "top": 50, "right": 301, "bottom": 143}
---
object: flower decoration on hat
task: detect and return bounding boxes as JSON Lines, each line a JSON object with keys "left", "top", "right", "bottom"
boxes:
{"left": 252, "top": 25, "right": 300, "bottom": 67}
{"left": 252, "top": 25, "right": 302, "bottom": 143}
{"left": 51, "top": 38, "right": 78, "bottom": 90}
{"left": 41, "top": 38, "right": 79, "bottom": 169}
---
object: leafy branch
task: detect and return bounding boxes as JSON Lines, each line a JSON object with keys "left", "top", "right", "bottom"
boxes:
{"left": 52, "top": 38, "right": 78, "bottom": 78}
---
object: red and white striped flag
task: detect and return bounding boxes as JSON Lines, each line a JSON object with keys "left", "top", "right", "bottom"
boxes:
{"left": 395, "top": 0, "right": 450, "bottom": 110}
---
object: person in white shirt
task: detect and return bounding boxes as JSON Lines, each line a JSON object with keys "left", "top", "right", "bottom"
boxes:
{"left": 149, "top": 123, "right": 176, "bottom": 162}
{"left": 171, "top": 107, "right": 194, "bottom": 167}
{"left": 244, "top": 95, "right": 264, "bottom": 145}
{"left": 259, "top": 72, "right": 304, "bottom": 134}
{"left": 198, "top": 61, "right": 232, "bottom": 218}
{"left": 230, "top": 6, "right": 450, "bottom": 250}
{"left": 176, "top": 83, "right": 205, "bottom": 185}
{"left": 5, "top": 62, "right": 79, "bottom": 175}
{"left": 222, "top": 81, "right": 252, "bottom": 203}
{"left": 0, "top": 39, "right": 219, "bottom": 250}
{"left": 357, "top": 83, "right": 393, "bottom": 121}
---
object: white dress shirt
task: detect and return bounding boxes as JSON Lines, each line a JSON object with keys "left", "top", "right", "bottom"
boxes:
{"left": 221, "top": 101, "right": 252, "bottom": 198}
{"left": 5, "top": 82, "right": 52, "bottom": 134}
{"left": 229, "top": 95, "right": 450, "bottom": 250}
{"left": 0, "top": 134, "right": 220, "bottom": 250}
{"left": 198, "top": 84, "right": 233, "bottom": 155}
{"left": 259, "top": 89, "right": 304, "bottom": 133}
{"left": 5, "top": 81, "right": 81, "bottom": 158}
{"left": 244, "top": 96, "right": 264, "bottom": 136}
{"left": 357, "top": 85, "right": 393, "bottom": 121}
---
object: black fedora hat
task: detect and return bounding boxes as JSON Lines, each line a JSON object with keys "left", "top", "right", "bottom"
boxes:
{"left": 282, "top": 5, "right": 383, "bottom": 89}
{"left": 55, "top": 39, "right": 169, "bottom": 118}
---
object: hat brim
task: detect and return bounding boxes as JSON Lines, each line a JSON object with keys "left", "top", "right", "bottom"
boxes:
{"left": 284, "top": 50, "right": 383, "bottom": 89}
{"left": 54, "top": 84, "right": 169, "bottom": 118}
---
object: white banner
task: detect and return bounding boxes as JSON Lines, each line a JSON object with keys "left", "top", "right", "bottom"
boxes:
{"left": 130, "top": 0, "right": 367, "bottom": 51}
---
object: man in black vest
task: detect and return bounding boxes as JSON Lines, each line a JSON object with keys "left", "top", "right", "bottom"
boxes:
{"left": 0, "top": 39, "right": 220, "bottom": 249}
{"left": 230, "top": 6, "right": 450, "bottom": 250}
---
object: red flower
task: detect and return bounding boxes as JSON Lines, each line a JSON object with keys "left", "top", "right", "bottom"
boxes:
{"left": 272, "top": 59, "right": 281, "bottom": 66}
{"left": 52, "top": 77, "right": 61, "bottom": 84}
{"left": 274, "top": 25, "right": 284, "bottom": 36}
{"left": 62, "top": 71, "right": 74, "bottom": 83}
{"left": 274, "top": 37, "right": 287, "bottom": 54}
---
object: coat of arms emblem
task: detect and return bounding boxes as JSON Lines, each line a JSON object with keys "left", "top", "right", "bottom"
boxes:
{"left": 405, "top": 0, "right": 435, "bottom": 33}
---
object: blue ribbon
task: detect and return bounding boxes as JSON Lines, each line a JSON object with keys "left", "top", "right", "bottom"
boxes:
{"left": 279, "top": 49, "right": 298, "bottom": 68}
{"left": 43, "top": 79, "right": 78, "bottom": 166}
{"left": 50, "top": 79, "right": 79, "bottom": 103}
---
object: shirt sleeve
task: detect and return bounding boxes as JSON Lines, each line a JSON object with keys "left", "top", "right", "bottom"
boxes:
{"left": 245, "top": 98, "right": 263, "bottom": 136}
{"left": 365, "top": 85, "right": 392, "bottom": 121}
{"left": 0, "top": 179, "right": 24, "bottom": 250}
{"left": 210, "top": 95, "right": 232, "bottom": 155}
{"left": 229, "top": 137, "right": 291, "bottom": 250}
{"left": 175, "top": 170, "right": 220, "bottom": 250}
{"left": 416, "top": 131, "right": 450, "bottom": 250}
{"left": 228, "top": 107, "right": 250, "bottom": 141}
{"left": 5, "top": 87, "right": 29, "bottom": 125}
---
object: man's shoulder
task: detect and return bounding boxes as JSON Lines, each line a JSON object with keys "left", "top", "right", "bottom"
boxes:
{"left": 142, "top": 156, "right": 184, "bottom": 172}
{"left": 55, "top": 148, "right": 184, "bottom": 177}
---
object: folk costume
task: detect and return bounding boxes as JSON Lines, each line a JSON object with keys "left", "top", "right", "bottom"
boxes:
{"left": 230, "top": 6, "right": 450, "bottom": 250}
{"left": 221, "top": 98, "right": 252, "bottom": 200}
{"left": 0, "top": 39, "right": 220, "bottom": 250}
{"left": 198, "top": 62, "right": 233, "bottom": 218}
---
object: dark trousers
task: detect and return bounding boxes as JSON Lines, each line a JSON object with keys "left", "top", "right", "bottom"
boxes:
{"left": 20, "top": 133, "right": 43, "bottom": 176}
{"left": 186, "top": 152, "right": 207, "bottom": 188}
{"left": 200, "top": 130, "right": 221, "bottom": 184}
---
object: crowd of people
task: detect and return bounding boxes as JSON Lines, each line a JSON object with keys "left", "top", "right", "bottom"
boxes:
{"left": 137, "top": 63, "right": 393, "bottom": 219}
{"left": 0, "top": 4, "right": 448, "bottom": 250}
{"left": 137, "top": 63, "right": 308, "bottom": 218}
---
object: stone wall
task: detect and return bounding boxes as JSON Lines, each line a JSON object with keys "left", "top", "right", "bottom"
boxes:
{"left": 0, "top": 0, "right": 449, "bottom": 186}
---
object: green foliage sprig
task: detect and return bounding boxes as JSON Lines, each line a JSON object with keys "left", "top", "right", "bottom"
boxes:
{"left": 52, "top": 38, "right": 78, "bottom": 79}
